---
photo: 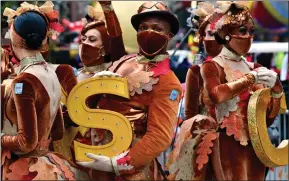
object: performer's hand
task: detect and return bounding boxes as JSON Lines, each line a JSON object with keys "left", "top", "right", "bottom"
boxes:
{"left": 255, "top": 67, "right": 278, "bottom": 88}
{"left": 93, "top": 71, "right": 121, "bottom": 78}
{"left": 77, "top": 151, "right": 133, "bottom": 175}
{"left": 99, "top": 1, "right": 113, "bottom": 11}
{"left": 99, "top": 1, "right": 112, "bottom": 6}
{"left": 77, "top": 153, "right": 114, "bottom": 172}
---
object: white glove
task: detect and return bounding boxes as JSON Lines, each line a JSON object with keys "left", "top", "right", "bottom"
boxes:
{"left": 93, "top": 71, "right": 121, "bottom": 78}
{"left": 77, "top": 151, "right": 133, "bottom": 175}
{"left": 77, "top": 153, "right": 114, "bottom": 172}
{"left": 256, "top": 67, "right": 278, "bottom": 88}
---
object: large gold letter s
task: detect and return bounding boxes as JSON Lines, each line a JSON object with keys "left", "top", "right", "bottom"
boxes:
{"left": 248, "top": 88, "right": 288, "bottom": 167}
{"left": 67, "top": 77, "right": 133, "bottom": 161}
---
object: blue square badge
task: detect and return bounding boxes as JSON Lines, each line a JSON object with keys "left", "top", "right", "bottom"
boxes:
{"left": 169, "top": 90, "right": 179, "bottom": 101}
{"left": 15, "top": 83, "right": 23, "bottom": 95}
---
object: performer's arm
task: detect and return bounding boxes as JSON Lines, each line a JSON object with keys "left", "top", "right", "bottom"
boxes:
{"left": 100, "top": 1, "right": 126, "bottom": 61}
{"left": 185, "top": 66, "right": 201, "bottom": 120}
{"left": 55, "top": 64, "right": 78, "bottom": 127}
{"left": 201, "top": 61, "right": 255, "bottom": 104}
{"left": 1, "top": 77, "right": 38, "bottom": 153}
{"left": 253, "top": 63, "right": 284, "bottom": 126}
{"left": 50, "top": 106, "right": 65, "bottom": 141}
{"left": 55, "top": 64, "right": 77, "bottom": 94}
{"left": 116, "top": 79, "right": 182, "bottom": 174}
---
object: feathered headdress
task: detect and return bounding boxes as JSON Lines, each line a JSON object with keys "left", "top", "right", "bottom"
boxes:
{"left": 3, "top": 1, "right": 64, "bottom": 38}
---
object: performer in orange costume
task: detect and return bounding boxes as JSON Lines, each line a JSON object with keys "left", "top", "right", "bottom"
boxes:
{"left": 77, "top": 1, "right": 125, "bottom": 81}
{"left": 77, "top": 2, "right": 182, "bottom": 180}
{"left": 72, "top": 0, "right": 126, "bottom": 154}
{"left": 185, "top": 2, "right": 223, "bottom": 121}
{"left": 167, "top": 2, "right": 284, "bottom": 180}
{"left": 1, "top": 2, "right": 89, "bottom": 180}
{"left": 0, "top": 2, "right": 77, "bottom": 128}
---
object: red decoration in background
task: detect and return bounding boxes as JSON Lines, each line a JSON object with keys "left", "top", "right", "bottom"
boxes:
{"left": 50, "top": 22, "right": 64, "bottom": 33}
{"left": 62, "top": 19, "right": 83, "bottom": 33}
{"left": 46, "top": 10, "right": 59, "bottom": 21}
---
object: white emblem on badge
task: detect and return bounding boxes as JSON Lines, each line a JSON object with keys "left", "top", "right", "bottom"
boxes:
{"left": 15, "top": 83, "right": 23, "bottom": 95}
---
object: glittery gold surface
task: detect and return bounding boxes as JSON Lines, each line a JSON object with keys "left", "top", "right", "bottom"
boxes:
{"left": 67, "top": 77, "right": 133, "bottom": 161}
{"left": 60, "top": 86, "right": 67, "bottom": 106}
{"left": 280, "top": 94, "right": 287, "bottom": 114}
{"left": 124, "top": 165, "right": 152, "bottom": 180}
{"left": 53, "top": 127, "right": 79, "bottom": 161}
{"left": 248, "top": 88, "right": 288, "bottom": 167}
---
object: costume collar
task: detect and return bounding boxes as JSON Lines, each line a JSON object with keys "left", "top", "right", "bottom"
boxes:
{"left": 20, "top": 53, "right": 45, "bottom": 70}
{"left": 219, "top": 47, "right": 241, "bottom": 61}
{"left": 136, "top": 53, "right": 169, "bottom": 64}
{"left": 82, "top": 63, "right": 106, "bottom": 73}
{"left": 150, "top": 58, "right": 171, "bottom": 77}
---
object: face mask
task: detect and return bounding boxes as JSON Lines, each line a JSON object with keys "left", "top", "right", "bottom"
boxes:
{"left": 227, "top": 34, "right": 253, "bottom": 56}
{"left": 203, "top": 40, "right": 223, "bottom": 57}
{"left": 80, "top": 43, "right": 104, "bottom": 67}
{"left": 137, "top": 30, "right": 169, "bottom": 58}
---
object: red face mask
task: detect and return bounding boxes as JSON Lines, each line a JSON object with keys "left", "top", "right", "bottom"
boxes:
{"left": 80, "top": 43, "right": 104, "bottom": 67}
{"left": 137, "top": 30, "right": 169, "bottom": 58}
{"left": 203, "top": 40, "right": 223, "bottom": 57}
{"left": 227, "top": 34, "right": 253, "bottom": 56}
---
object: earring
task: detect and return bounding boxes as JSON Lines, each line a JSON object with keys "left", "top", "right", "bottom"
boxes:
{"left": 225, "top": 35, "right": 230, "bottom": 41}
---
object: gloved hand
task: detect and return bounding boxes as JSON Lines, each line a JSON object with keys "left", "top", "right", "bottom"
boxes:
{"left": 77, "top": 153, "right": 114, "bottom": 172}
{"left": 92, "top": 71, "right": 121, "bottom": 78}
{"left": 77, "top": 151, "right": 133, "bottom": 175}
{"left": 255, "top": 67, "right": 278, "bottom": 88}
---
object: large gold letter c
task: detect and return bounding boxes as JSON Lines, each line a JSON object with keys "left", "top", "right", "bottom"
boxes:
{"left": 248, "top": 88, "right": 288, "bottom": 167}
